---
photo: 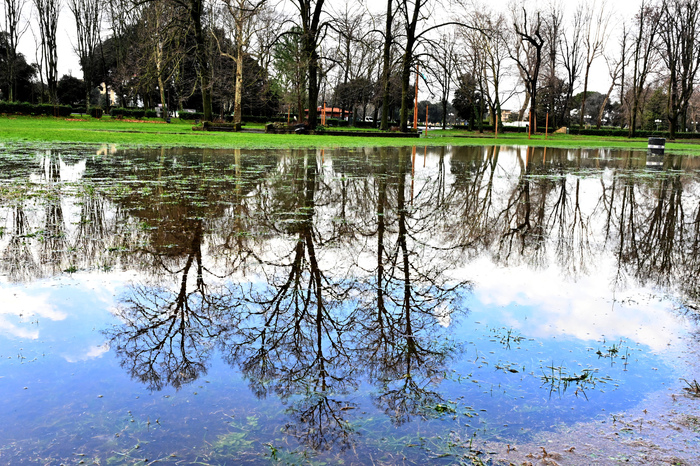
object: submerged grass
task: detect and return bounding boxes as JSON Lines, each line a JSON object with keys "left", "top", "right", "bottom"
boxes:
{"left": 2, "top": 115, "right": 700, "bottom": 153}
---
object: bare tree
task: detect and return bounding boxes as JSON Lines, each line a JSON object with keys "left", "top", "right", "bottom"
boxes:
{"left": 658, "top": 0, "right": 700, "bottom": 139}
{"left": 2, "top": 0, "right": 29, "bottom": 101}
{"left": 68, "top": 0, "right": 102, "bottom": 110}
{"left": 397, "top": 0, "right": 424, "bottom": 132}
{"left": 395, "top": 0, "right": 465, "bottom": 132}
{"left": 140, "top": 0, "right": 185, "bottom": 118}
{"left": 628, "top": 0, "right": 660, "bottom": 137}
{"left": 328, "top": 2, "right": 365, "bottom": 122}
{"left": 578, "top": 0, "right": 610, "bottom": 128}
{"left": 596, "top": 25, "right": 628, "bottom": 128}
{"left": 379, "top": 0, "right": 396, "bottom": 129}
{"left": 428, "top": 31, "right": 457, "bottom": 129}
{"left": 542, "top": 2, "right": 563, "bottom": 127}
{"left": 33, "top": 0, "right": 59, "bottom": 104}
{"left": 219, "top": 0, "right": 268, "bottom": 127}
{"left": 560, "top": 3, "right": 584, "bottom": 126}
{"left": 465, "top": 8, "right": 512, "bottom": 130}
{"left": 291, "top": 0, "right": 328, "bottom": 127}
{"left": 510, "top": 6, "right": 545, "bottom": 132}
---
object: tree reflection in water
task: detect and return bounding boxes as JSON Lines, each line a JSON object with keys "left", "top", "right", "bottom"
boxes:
{"left": 6, "top": 144, "right": 700, "bottom": 455}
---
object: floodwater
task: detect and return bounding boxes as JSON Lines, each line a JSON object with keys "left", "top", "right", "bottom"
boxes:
{"left": 0, "top": 143, "right": 699, "bottom": 465}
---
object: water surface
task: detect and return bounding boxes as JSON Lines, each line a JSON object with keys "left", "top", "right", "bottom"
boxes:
{"left": 0, "top": 144, "right": 699, "bottom": 464}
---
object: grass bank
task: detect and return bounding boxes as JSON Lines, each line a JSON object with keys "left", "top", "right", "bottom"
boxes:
{"left": 1, "top": 115, "right": 699, "bottom": 154}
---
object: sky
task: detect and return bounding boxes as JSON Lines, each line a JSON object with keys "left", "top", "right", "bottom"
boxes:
{"left": 11, "top": 0, "right": 646, "bottom": 107}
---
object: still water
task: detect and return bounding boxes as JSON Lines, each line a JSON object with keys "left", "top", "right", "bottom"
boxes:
{"left": 0, "top": 144, "right": 698, "bottom": 464}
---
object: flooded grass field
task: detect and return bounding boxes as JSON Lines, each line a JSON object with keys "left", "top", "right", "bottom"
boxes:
{"left": 0, "top": 143, "right": 699, "bottom": 465}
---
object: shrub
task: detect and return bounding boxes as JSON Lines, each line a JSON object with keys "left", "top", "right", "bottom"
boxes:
{"left": 110, "top": 107, "right": 147, "bottom": 119}
{"left": 240, "top": 115, "right": 287, "bottom": 123}
{"left": 179, "top": 112, "right": 204, "bottom": 121}
{"left": 353, "top": 120, "right": 377, "bottom": 128}
{"left": 325, "top": 118, "right": 349, "bottom": 127}
{"left": 0, "top": 101, "right": 72, "bottom": 116}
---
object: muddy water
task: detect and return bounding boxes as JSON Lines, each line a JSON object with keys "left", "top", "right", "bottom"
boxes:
{"left": 0, "top": 144, "right": 699, "bottom": 464}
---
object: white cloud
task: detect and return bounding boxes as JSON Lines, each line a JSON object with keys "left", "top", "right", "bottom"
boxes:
{"left": 460, "top": 256, "right": 684, "bottom": 353}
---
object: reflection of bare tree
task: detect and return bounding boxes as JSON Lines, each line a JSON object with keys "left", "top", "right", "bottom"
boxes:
{"left": 549, "top": 176, "right": 593, "bottom": 277}
{"left": 107, "top": 219, "right": 233, "bottom": 391}
{"left": 448, "top": 145, "right": 500, "bottom": 256}
{"left": 607, "top": 155, "right": 687, "bottom": 290}
{"left": 351, "top": 147, "right": 466, "bottom": 425}
{"left": 39, "top": 153, "right": 70, "bottom": 275}
{"left": 2, "top": 204, "right": 41, "bottom": 282}
{"left": 217, "top": 150, "right": 358, "bottom": 451}
{"left": 497, "top": 147, "right": 552, "bottom": 267}
{"left": 103, "top": 148, "right": 275, "bottom": 391}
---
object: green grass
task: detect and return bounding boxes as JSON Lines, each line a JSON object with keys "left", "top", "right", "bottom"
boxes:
{"left": 1, "top": 115, "right": 699, "bottom": 154}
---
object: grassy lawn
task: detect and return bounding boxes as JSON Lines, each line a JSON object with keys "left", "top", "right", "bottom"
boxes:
{"left": 1, "top": 115, "right": 698, "bottom": 154}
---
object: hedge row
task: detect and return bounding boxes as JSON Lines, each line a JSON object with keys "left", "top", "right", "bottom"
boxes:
{"left": 110, "top": 107, "right": 158, "bottom": 119}
{"left": 453, "top": 124, "right": 525, "bottom": 133}
{"left": 0, "top": 101, "right": 73, "bottom": 117}
{"left": 179, "top": 112, "right": 204, "bottom": 120}
{"left": 568, "top": 127, "right": 700, "bottom": 139}
{"left": 240, "top": 115, "right": 287, "bottom": 123}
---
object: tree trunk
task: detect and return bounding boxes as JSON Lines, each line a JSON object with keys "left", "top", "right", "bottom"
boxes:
{"left": 233, "top": 18, "right": 244, "bottom": 126}
{"left": 380, "top": 0, "right": 393, "bottom": 130}
{"left": 191, "top": 0, "right": 212, "bottom": 120}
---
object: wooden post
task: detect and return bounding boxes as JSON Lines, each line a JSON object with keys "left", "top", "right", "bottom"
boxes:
{"left": 495, "top": 114, "right": 498, "bottom": 139}
{"left": 545, "top": 112, "right": 549, "bottom": 139}
{"left": 413, "top": 64, "right": 419, "bottom": 130}
{"left": 526, "top": 145, "right": 530, "bottom": 168}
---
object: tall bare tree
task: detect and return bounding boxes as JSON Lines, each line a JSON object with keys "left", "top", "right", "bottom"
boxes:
{"left": 578, "top": 0, "right": 610, "bottom": 128}
{"left": 560, "top": 3, "right": 584, "bottom": 126}
{"left": 220, "top": 0, "right": 268, "bottom": 127}
{"left": 511, "top": 6, "right": 545, "bottom": 132}
{"left": 465, "top": 8, "right": 512, "bottom": 130}
{"left": 542, "top": 2, "right": 562, "bottom": 127}
{"left": 68, "top": 0, "right": 102, "bottom": 110}
{"left": 428, "top": 31, "right": 457, "bottom": 129}
{"left": 33, "top": 0, "right": 59, "bottom": 104}
{"left": 379, "top": 0, "right": 396, "bottom": 130}
{"left": 628, "top": 0, "right": 660, "bottom": 137}
{"left": 291, "top": 0, "right": 327, "bottom": 127}
{"left": 659, "top": 0, "right": 700, "bottom": 139}
{"left": 596, "top": 24, "right": 628, "bottom": 128}
{"left": 3, "top": 0, "right": 28, "bottom": 101}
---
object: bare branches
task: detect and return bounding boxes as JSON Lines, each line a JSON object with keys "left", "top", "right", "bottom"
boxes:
{"left": 32, "top": 0, "right": 59, "bottom": 104}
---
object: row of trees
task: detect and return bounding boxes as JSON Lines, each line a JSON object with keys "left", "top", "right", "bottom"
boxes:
{"left": 3, "top": 0, "right": 700, "bottom": 136}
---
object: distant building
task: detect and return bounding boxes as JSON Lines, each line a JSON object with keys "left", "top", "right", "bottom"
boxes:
{"left": 98, "top": 82, "right": 117, "bottom": 106}
{"left": 305, "top": 107, "right": 353, "bottom": 120}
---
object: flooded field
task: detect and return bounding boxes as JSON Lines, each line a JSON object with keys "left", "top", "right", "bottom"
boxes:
{"left": 0, "top": 143, "right": 699, "bottom": 465}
